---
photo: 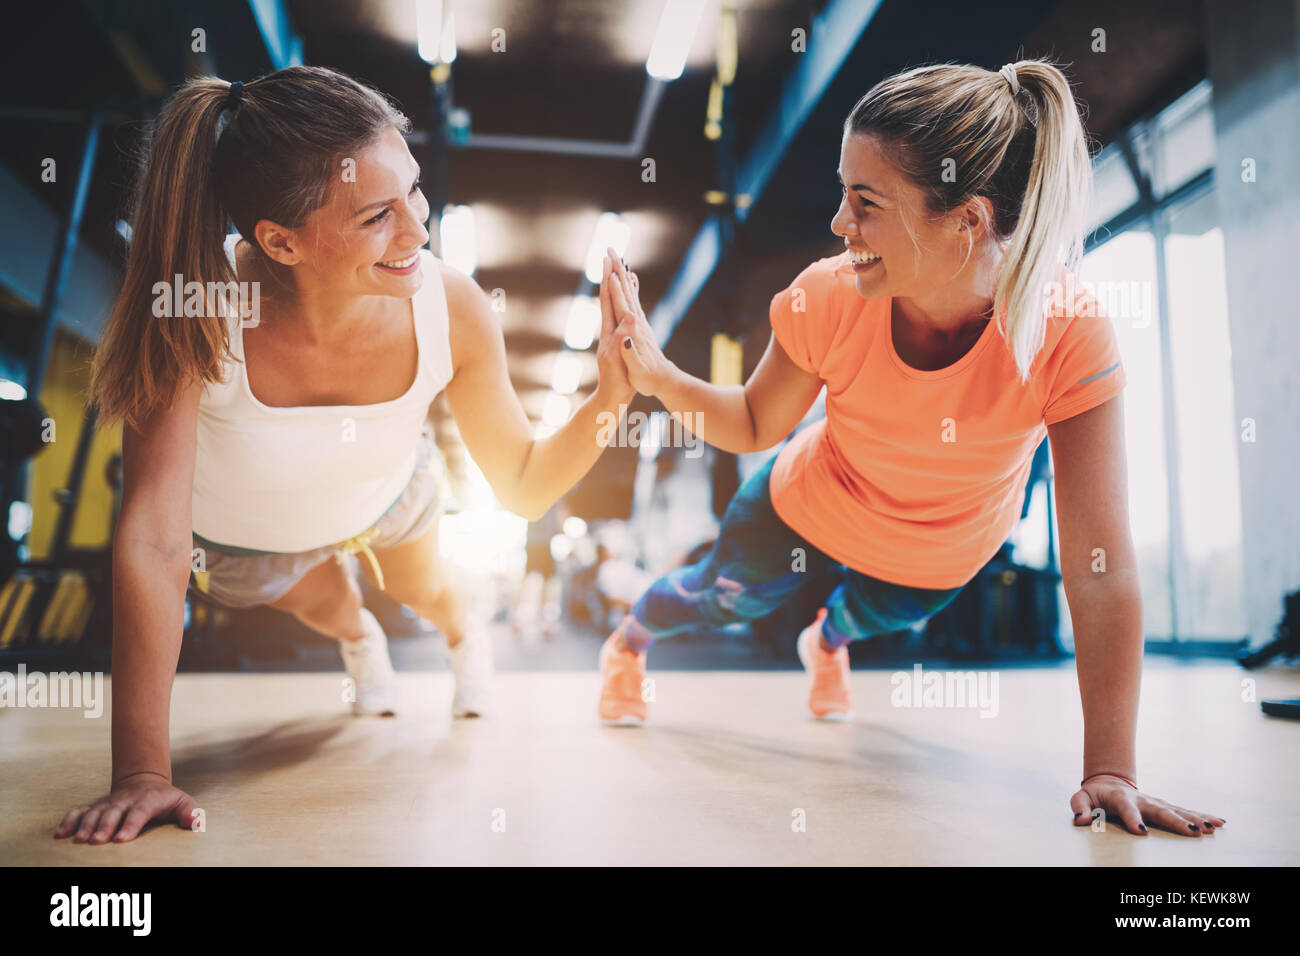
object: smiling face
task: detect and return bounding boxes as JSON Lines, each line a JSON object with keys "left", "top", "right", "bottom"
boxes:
{"left": 253, "top": 125, "right": 431, "bottom": 299}
{"left": 832, "top": 132, "right": 988, "bottom": 302}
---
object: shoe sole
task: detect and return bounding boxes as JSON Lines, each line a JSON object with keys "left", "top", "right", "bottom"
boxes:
{"left": 600, "top": 713, "right": 646, "bottom": 726}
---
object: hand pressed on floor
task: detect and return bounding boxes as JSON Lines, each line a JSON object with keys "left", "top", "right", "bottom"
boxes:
{"left": 1070, "top": 775, "right": 1225, "bottom": 836}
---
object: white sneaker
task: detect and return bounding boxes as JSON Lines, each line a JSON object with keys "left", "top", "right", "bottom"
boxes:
{"left": 339, "top": 609, "right": 398, "bottom": 716}
{"left": 448, "top": 629, "right": 494, "bottom": 718}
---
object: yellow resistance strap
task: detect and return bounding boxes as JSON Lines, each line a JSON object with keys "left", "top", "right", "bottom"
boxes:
{"left": 335, "top": 526, "right": 386, "bottom": 591}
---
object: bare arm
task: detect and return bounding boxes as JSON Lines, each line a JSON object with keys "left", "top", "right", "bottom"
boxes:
{"left": 644, "top": 332, "right": 823, "bottom": 455}
{"left": 441, "top": 257, "right": 634, "bottom": 521}
{"left": 1052, "top": 395, "right": 1224, "bottom": 836}
{"left": 605, "top": 255, "right": 823, "bottom": 454}
{"left": 1049, "top": 395, "right": 1142, "bottom": 785}
{"left": 56, "top": 380, "right": 204, "bottom": 844}
{"left": 110, "top": 380, "right": 203, "bottom": 783}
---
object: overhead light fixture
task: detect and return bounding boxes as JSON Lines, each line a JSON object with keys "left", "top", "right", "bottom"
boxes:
{"left": 646, "top": 0, "right": 708, "bottom": 81}
{"left": 542, "top": 392, "right": 573, "bottom": 428}
{"left": 9, "top": 500, "right": 33, "bottom": 541}
{"left": 549, "top": 533, "right": 574, "bottom": 562}
{"left": 564, "top": 295, "right": 601, "bottom": 350}
{"left": 417, "top": 1, "right": 456, "bottom": 64}
{"left": 439, "top": 204, "right": 476, "bottom": 275}
{"left": 0, "top": 379, "right": 28, "bottom": 400}
{"left": 441, "top": 10, "right": 457, "bottom": 63}
{"left": 583, "top": 212, "right": 631, "bottom": 283}
{"left": 550, "top": 352, "right": 582, "bottom": 395}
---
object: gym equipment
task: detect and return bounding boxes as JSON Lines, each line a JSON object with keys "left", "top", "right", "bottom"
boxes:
{"left": 923, "top": 542, "right": 1064, "bottom": 660}
{"left": 0, "top": 112, "right": 106, "bottom": 668}
{"left": 1237, "top": 589, "right": 1300, "bottom": 668}
{"left": 0, "top": 400, "right": 114, "bottom": 668}
{"left": 1237, "top": 589, "right": 1300, "bottom": 721}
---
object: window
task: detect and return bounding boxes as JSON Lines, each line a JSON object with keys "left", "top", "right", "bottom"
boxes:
{"left": 1076, "top": 230, "right": 1175, "bottom": 639}
{"left": 1087, "top": 143, "right": 1140, "bottom": 235}
{"left": 1049, "top": 79, "right": 1243, "bottom": 644}
{"left": 1162, "top": 191, "right": 1246, "bottom": 638}
{"left": 1153, "top": 82, "right": 1216, "bottom": 198}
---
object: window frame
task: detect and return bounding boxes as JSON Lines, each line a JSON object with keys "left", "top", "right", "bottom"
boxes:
{"left": 1066, "top": 79, "right": 1233, "bottom": 645}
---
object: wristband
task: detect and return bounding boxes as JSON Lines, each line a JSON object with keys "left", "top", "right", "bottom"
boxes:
{"left": 1081, "top": 772, "right": 1137, "bottom": 790}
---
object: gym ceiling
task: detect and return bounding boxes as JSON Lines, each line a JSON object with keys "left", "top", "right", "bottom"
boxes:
{"left": 0, "top": 0, "right": 1204, "bottom": 519}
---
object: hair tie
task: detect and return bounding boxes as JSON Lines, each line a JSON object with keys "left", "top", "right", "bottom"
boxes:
{"left": 226, "top": 80, "right": 244, "bottom": 107}
{"left": 998, "top": 63, "right": 1020, "bottom": 96}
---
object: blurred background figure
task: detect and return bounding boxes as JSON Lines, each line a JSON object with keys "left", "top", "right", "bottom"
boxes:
{"left": 511, "top": 501, "right": 566, "bottom": 641}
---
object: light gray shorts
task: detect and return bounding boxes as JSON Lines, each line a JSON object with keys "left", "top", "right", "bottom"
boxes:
{"left": 191, "top": 424, "right": 449, "bottom": 609}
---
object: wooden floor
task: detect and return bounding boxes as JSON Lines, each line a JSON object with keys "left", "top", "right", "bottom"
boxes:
{"left": 2, "top": 664, "right": 1296, "bottom": 865}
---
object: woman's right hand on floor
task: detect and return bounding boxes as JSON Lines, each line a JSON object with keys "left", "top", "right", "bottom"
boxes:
{"left": 54, "top": 772, "right": 200, "bottom": 844}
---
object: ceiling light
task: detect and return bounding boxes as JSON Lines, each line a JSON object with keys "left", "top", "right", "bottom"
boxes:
{"left": 416, "top": 1, "right": 444, "bottom": 64}
{"left": 542, "top": 392, "right": 572, "bottom": 428}
{"left": 583, "top": 212, "right": 631, "bottom": 283}
{"left": 646, "top": 0, "right": 708, "bottom": 81}
{"left": 550, "top": 352, "right": 583, "bottom": 395}
{"left": 564, "top": 295, "right": 601, "bottom": 350}
{"left": 439, "top": 204, "right": 476, "bottom": 275}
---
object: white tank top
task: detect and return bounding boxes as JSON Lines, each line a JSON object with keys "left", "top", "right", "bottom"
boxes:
{"left": 192, "top": 234, "right": 454, "bottom": 552}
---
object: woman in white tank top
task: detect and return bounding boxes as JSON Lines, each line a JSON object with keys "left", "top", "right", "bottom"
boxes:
{"left": 66, "top": 66, "right": 638, "bottom": 845}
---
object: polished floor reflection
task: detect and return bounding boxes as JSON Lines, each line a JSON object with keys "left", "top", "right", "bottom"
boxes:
{"left": 3, "top": 654, "right": 1293, "bottom": 865}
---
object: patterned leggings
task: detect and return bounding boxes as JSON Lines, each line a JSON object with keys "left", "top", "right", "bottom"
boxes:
{"left": 622, "top": 455, "right": 966, "bottom": 653}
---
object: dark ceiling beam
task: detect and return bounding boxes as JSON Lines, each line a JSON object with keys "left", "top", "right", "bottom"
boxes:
{"left": 647, "top": 0, "right": 883, "bottom": 344}
{"left": 103, "top": 29, "right": 167, "bottom": 96}
{"left": 415, "top": 77, "right": 667, "bottom": 159}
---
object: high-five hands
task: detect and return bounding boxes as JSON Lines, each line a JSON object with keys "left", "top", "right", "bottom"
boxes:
{"left": 593, "top": 251, "right": 636, "bottom": 406}
{"left": 600, "top": 248, "right": 676, "bottom": 398}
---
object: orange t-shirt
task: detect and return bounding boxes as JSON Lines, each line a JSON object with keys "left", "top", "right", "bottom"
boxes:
{"left": 768, "top": 251, "right": 1126, "bottom": 589}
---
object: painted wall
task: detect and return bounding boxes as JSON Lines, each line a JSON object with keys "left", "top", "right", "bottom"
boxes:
{"left": 1205, "top": 0, "right": 1300, "bottom": 642}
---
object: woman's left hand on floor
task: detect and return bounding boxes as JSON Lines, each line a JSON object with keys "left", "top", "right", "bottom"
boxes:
{"left": 1070, "top": 775, "right": 1226, "bottom": 836}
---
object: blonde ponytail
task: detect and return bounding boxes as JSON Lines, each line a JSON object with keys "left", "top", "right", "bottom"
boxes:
{"left": 994, "top": 61, "right": 1093, "bottom": 382}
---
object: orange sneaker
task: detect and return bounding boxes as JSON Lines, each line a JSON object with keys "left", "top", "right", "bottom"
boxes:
{"left": 599, "top": 625, "right": 648, "bottom": 724}
{"left": 796, "top": 609, "right": 854, "bottom": 720}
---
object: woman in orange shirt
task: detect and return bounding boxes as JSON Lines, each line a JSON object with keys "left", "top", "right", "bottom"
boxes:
{"left": 596, "top": 59, "right": 1225, "bottom": 838}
